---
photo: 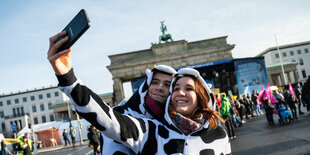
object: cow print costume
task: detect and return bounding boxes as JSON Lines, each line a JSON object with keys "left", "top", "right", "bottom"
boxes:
{"left": 57, "top": 67, "right": 231, "bottom": 155}
{"left": 100, "top": 65, "right": 176, "bottom": 154}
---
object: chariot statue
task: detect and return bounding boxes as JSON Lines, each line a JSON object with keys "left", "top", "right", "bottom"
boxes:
{"left": 152, "top": 21, "right": 174, "bottom": 45}
{"left": 159, "top": 21, "right": 173, "bottom": 43}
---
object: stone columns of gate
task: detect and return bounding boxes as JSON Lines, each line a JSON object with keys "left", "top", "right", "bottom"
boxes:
{"left": 112, "top": 77, "right": 125, "bottom": 105}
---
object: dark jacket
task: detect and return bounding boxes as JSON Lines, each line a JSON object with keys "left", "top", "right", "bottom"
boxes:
{"left": 284, "top": 92, "right": 296, "bottom": 109}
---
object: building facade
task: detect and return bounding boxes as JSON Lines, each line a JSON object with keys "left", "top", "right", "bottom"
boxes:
{"left": 0, "top": 86, "right": 68, "bottom": 137}
{"left": 107, "top": 36, "right": 235, "bottom": 105}
{"left": 257, "top": 40, "right": 310, "bottom": 86}
{"left": 50, "top": 92, "right": 114, "bottom": 121}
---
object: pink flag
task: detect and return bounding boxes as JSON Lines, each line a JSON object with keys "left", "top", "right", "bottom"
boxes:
{"left": 266, "top": 83, "right": 276, "bottom": 104}
{"left": 288, "top": 81, "right": 296, "bottom": 100}
{"left": 257, "top": 87, "right": 264, "bottom": 105}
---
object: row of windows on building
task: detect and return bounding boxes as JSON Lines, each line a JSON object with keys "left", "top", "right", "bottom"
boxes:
{"left": 30, "top": 114, "right": 55, "bottom": 124}
{"left": 0, "top": 103, "right": 52, "bottom": 118}
{"left": 0, "top": 91, "right": 59, "bottom": 106}
{"left": 275, "top": 48, "right": 309, "bottom": 59}
{"left": 275, "top": 55, "right": 304, "bottom": 66}
{"left": 8, "top": 114, "right": 55, "bottom": 127}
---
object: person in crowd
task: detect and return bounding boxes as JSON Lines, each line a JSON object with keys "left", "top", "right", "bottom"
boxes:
{"left": 236, "top": 95, "right": 245, "bottom": 123}
{"left": 20, "top": 136, "right": 32, "bottom": 155}
{"left": 18, "top": 133, "right": 32, "bottom": 155}
{"left": 228, "top": 95, "right": 242, "bottom": 128}
{"left": 246, "top": 93, "right": 255, "bottom": 117}
{"left": 1, "top": 139, "right": 11, "bottom": 155}
{"left": 88, "top": 125, "right": 100, "bottom": 155}
{"left": 62, "top": 129, "right": 71, "bottom": 146}
{"left": 242, "top": 94, "right": 254, "bottom": 119}
{"left": 252, "top": 90, "right": 262, "bottom": 116}
{"left": 215, "top": 94, "right": 221, "bottom": 113}
{"left": 283, "top": 89, "right": 297, "bottom": 119}
{"left": 272, "top": 89, "right": 286, "bottom": 120}
{"left": 48, "top": 32, "right": 231, "bottom": 154}
{"left": 260, "top": 90, "right": 275, "bottom": 125}
{"left": 69, "top": 126, "right": 76, "bottom": 146}
{"left": 294, "top": 83, "right": 305, "bottom": 115}
{"left": 221, "top": 93, "right": 236, "bottom": 139}
{"left": 302, "top": 75, "right": 310, "bottom": 112}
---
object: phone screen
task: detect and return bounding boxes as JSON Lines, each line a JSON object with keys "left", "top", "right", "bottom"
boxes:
{"left": 57, "top": 9, "right": 90, "bottom": 52}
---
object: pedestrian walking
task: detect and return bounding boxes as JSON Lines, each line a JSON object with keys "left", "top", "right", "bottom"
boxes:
{"left": 20, "top": 136, "right": 32, "bottom": 155}
{"left": 302, "top": 75, "right": 310, "bottom": 112}
{"left": 228, "top": 95, "right": 242, "bottom": 127}
{"left": 272, "top": 89, "right": 286, "bottom": 120}
{"left": 1, "top": 139, "right": 11, "bottom": 155}
{"left": 236, "top": 95, "right": 245, "bottom": 123}
{"left": 87, "top": 125, "right": 100, "bottom": 155}
{"left": 215, "top": 94, "right": 222, "bottom": 113}
{"left": 284, "top": 89, "right": 297, "bottom": 119}
{"left": 294, "top": 83, "right": 305, "bottom": 115}
{"left": 221, "top": 93, "right": 236, "bottom": 139}
{"left": 260, "top": 90, "right": 275, "bottom": 125}
{"left": 252, "top": 90, "right": 262, "bottom": 115}
{"left": 243, "top": 94, "right": 254, "bottom": 119}
{"left": 62, "top": 129, "right": 71, "bottom": 146}
{"left": 69, "top": 127, "right": 76, "bottom": 146}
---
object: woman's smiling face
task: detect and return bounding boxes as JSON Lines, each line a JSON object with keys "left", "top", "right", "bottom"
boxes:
{"left": 171, "top": 77, "right": 198, "bottom": 117}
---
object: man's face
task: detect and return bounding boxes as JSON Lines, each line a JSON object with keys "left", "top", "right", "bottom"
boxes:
{"left": 148, "top": 72, "right": 173, "bottom": 104}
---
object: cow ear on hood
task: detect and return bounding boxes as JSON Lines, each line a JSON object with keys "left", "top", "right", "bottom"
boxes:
{"left": 145, "top": 69, "right": 153, "bottom": 86}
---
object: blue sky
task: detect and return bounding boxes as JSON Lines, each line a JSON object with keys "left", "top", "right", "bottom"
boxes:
{"left": 1, "top": 0, "right": 310, "bottom": 98}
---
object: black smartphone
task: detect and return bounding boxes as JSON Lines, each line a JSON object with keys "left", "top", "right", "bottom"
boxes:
{"left": 56, "top": 9, "right": 91, "bottom": 52}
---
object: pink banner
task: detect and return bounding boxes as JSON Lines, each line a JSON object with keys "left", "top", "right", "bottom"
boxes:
{"left": 266, "top": 83, "right": 277, "bottom": 113}
{"left": 288, "top": 81, "right": 296, "bottom": 100}
{"left": 257, "top": 87, "right": 264, "bottom": 105}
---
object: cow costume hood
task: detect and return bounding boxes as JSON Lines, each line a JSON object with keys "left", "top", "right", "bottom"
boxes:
{"left": 164, "top": 68, "right": 216, "bottom": 132}
{"left": 114, "top": 64, "right": 177, "bottom": 118}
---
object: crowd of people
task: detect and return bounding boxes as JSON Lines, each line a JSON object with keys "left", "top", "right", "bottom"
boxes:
{"left": 62, "top": 126, "right": 77, "bottom": 147}
{"left": 212, "top": 77, "right": 310, "bottom": 140}
{"left": 257, "top": 80, "right": 310, "bottom": 126}
{"left": 214, "top": 90, "right": 263, "bottom": 140}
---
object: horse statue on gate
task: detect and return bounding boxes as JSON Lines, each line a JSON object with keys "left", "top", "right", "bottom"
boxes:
{"left": 159, "top": 21, "right": 173, "bottom": 44}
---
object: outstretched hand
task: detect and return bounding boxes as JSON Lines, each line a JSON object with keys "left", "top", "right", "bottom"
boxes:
{"left": 47, "top": 31, "right": 72, "bottom": 75}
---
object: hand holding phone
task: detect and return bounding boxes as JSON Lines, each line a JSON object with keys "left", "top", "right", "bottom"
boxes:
{"left": 56, "top": 9, "right": 91, "bottom": 52}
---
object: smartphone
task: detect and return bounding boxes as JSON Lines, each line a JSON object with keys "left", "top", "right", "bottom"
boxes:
{"left": 56, "top": 9, "right": 91, "bottom": 52}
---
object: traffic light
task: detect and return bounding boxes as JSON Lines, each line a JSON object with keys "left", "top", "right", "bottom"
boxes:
{"left": 28, "top": 123, "right": 31, "bottom": 129}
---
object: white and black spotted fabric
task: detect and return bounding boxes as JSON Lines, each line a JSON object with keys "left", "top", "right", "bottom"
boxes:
{"left": 57, "top": 68, "right": 231, "bottom": 155}
{"left": 100, "top": 65, "right": 176, "bottom": 154}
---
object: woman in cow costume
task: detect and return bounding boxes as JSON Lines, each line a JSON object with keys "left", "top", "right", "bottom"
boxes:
{"left": 48, "top": 32, "right": 231, "bottom": 154}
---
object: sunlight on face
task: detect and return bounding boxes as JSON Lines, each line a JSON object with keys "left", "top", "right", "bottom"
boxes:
{"left": 171, "top": 77, "right": 198, "bottom": 117}
{"left": 148, "top": 72, "right": 173, "bottom": 104}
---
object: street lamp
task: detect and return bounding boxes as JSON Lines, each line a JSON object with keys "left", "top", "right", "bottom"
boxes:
{"left": 28, "top": 108, "right": 38, "bottom": 154}
{"left": 67, "top": 101, "right": 83, "bottom": 144}
{"left": 274, "top": 34, "right": 287, "bottom": 85}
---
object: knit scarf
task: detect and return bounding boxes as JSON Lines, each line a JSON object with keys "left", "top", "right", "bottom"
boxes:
{"left": 174, "top": 113, "right": 205, "bottom": 135}
{"left": 145, "top": 95, "right": 163, "bottom": 117}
